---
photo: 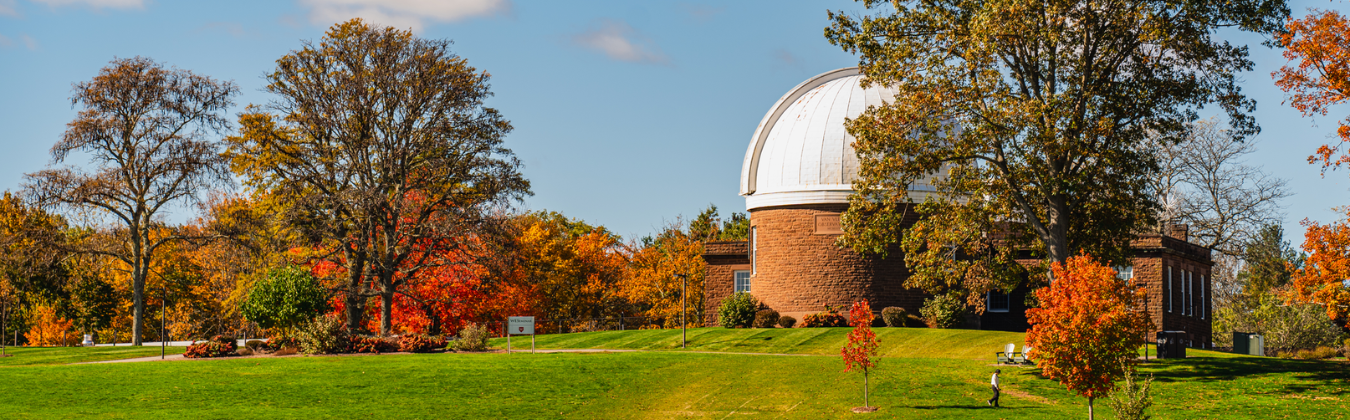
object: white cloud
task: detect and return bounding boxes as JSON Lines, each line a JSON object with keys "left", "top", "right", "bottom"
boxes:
{"left": 0, "top": 1, "right": 18, "bottom": 17}
{"left": 299, "top": 0, "right": 511, "bottom": 32}
{"left": 29, "top": 0, "right": 143, "bottom": 9}
{"left": 572, "top": 19, "right": 670, "bottom": 65}
{"left": 680, "top": 3, "right": 723, "bottom": 22}
{"left": 20, "top": 33, "right": 34, "bottom": 49}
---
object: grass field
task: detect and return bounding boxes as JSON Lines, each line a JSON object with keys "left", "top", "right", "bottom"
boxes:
{"left": 0, "top": 345, "right": 186, "bottom": 366}
{"left": 0, "top": 328, "right": 1345, "bottom": 419}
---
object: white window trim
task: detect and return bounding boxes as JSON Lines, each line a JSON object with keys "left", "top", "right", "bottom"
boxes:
{"left": 986, "top": 291, "right": 1010, "bottom": 313}
{"left": 1167, "top": 266, "right": 1173, "bottom": 313}
{"left": 734, "top": 270, "right": 752, "bottom": 294}
{"left": 750, "top": 227, "right": 757, "bottom": 275}
{"left": 1200, "top": 274, "right": 1207, "bottom": 319}
{"left": 1187, "top": 271, "right": 1194, "bottom": 316}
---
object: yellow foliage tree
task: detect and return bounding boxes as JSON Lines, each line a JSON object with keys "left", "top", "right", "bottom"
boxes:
{"left": 25, "top": 303, "right": 76, "bottom": 347}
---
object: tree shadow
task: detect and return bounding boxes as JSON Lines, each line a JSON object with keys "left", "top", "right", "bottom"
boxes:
{"left": 1143, "top": 356, "right": 1350, "bottom": 395}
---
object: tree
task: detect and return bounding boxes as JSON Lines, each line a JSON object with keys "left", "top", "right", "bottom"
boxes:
{"left": 1290, "top": 208, "right": 1350, "bottom": 321}
{"left": 623, "top": 220, "right": 705, "bottom": 328}
{"left": 841, "top": 300, "right": 880, "bottom": 412}
{"left": 1025, "top": 255, "right": 1152, "bottom": 420}
{"left": 1147, "top": 119, "right": 1291, "bottom": 257}
{"left": 1274, "top": 9, "right": 1350, "bottom": 174}
{"left": 1238, "top": 224, "right": 1303, "bottom": 297}
{"left": 25, "top": 57, "right": 237, "bottom": 345}
{"left": 226, "top": 19, "right": 529, "bottom": 336}
{"left": 824, "top": 0, "right": 1290, "bottom": 276}
{"left": 241, "top": 265, "right": 331, "bottom": 333}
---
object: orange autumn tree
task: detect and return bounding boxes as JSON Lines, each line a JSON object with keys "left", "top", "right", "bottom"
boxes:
{"left": 622, "top": 220, "right": 705, "bottom": 328}
{"left": 1291, "top": 209, "right": 1350, "bottom": 320}
{"left": 1275, "top": 9, "right": 1350, "bottom": 172}
{"left": 841, "top": 300, "right": 880, "bottom": 411}
{"left": 1026, "top": 255, "right": 1152, "bottom": 420}
{"left": 25, "top": 302, "right": 76, "bottom": 347}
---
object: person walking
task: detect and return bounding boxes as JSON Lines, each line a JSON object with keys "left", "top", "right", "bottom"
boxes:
{"left": 986, "top": 369, "right": 1001, "bottom": 408}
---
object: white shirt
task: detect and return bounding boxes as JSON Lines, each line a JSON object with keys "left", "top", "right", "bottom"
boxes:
{"left": 991, "top": 373, "right": 1000, "bottom": 388}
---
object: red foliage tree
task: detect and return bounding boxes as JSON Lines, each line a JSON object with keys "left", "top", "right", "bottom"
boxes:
{"left": 841, "top": 300, "right": 880, "bottom": 411}
{"left": 1274, "top": 10, "right": 1350, "bottom": 173}
{"left": 1025, "top": 255, "right": 1152, "bottom": 420}
{"left": 1290, "top": 208, "right": 1350, "bottom": 321}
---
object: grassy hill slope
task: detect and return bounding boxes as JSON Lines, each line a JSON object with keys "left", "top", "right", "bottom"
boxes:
{"left": 490, "top": 327, "right": 1237, "bottom": 359}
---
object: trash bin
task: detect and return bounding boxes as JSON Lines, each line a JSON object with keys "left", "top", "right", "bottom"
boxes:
{"left": 1156, "top": 331, "right": 1187, "bottom": 359}
{"left": 1232, "top": 332, "right": 1265, "bottom": 356}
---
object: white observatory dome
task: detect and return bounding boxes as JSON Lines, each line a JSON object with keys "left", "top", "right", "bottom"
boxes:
{"left": 739, "top": 68, "right": 889, "bottom": 210}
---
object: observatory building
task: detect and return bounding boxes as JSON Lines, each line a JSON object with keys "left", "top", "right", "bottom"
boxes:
{"left": 703, "top": 68, "right": 1217, "bottom": 347}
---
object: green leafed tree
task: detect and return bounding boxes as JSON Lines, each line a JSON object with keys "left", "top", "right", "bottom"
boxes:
{"left": 824, "top": 0, "right": 1290, "bottom": 305}
{"left": 241, "top": 265, "right": 331, "bottom": 333}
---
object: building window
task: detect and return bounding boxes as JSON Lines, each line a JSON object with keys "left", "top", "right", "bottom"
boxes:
{"left": 987, "top": 291, "right": 1010, "bottom": 313}
{"left": 1114, "top": 266, "right": 1134, "bottom": 281}
{"left": 1201, "top": 274, "right": 1207, "bottom": 320}
{"left": 734, "top": 270, "right": 751, "bottom": 293}
{"left": 750, "top": 227, "right": 757, "bottom": 275}
{"left": 1167, "top": 266, "right": 1173, "bottom": 313}
{"left": 1187, "top": 271, "right": 1194, "bottom": 316}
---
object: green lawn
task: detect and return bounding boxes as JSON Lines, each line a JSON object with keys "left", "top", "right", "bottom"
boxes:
{"left": 0, "top": 345, "right": 187, "bottom": 366}
{"left": 0, "top": 329, "right": 1343, "bottom": 419}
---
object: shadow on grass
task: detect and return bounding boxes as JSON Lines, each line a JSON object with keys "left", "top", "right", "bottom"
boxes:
{"left": 908, "top": 405, "right": 1025, "bottom": 410}
{"left": 1144, "top": 356, "right": 1350, "bottom": 395}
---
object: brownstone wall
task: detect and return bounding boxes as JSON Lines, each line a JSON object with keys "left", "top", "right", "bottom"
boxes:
{"left": 702, "top": 241, "right": 749, "bottom": 325}
{"left": 737, "top": 203, "right": 927, "bottom": 321}
{"left": 1129, "top": 234, "right": 1214, "bottom": 348}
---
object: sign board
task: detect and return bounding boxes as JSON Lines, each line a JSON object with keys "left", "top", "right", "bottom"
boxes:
{"left": 508, "top": 316, "right": 535, "bottom": 335}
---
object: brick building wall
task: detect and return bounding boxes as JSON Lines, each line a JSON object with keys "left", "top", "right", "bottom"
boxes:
{"left": 1130, "top": 234, "right": 1215, "bottom": 348}
{"left": 702, "top": 205, "right": 1215, "bottom": 347}
{"left": 702, "top": 241, "right": 749, "bottom": 325}
{"left": 702, "top": 203, "right": 927, "bottom": 322}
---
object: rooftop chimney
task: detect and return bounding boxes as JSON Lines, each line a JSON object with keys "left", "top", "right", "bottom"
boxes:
{"left": 1169, "top": 224, "right": 1189, "bottom": 242}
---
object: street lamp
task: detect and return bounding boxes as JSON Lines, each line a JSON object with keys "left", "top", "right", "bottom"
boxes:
{"left": 675, "top": 274, "right": 687, "bottom": 349}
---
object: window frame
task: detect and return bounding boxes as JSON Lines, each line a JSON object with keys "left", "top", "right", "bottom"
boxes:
{"left": 986, "top": 290, "right": 1011, "bottom": 313}
{"left": 733, "top": 270, "right": 752, "bottom": 294}
{"left": 1167, "top": 266, "right": 1173, "bottom": 313}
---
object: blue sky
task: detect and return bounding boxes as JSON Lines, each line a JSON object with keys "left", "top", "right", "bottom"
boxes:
{"left": 0, "top": 0, "right": 1346, "bottom": 245}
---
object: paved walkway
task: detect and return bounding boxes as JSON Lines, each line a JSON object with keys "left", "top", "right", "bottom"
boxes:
{"left": 70, "top": 347, "right": 831, "bottom": 365}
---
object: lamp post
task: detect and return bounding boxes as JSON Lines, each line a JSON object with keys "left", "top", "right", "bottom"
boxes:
{"left": 676, "top": 274, "right": 687, "bottom": 349}
{"left": 161, "top": 286, "right": 166, "bottom": 360}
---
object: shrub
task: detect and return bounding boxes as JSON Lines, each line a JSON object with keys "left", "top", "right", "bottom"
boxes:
{"left": 245, "top": 340, "right": 265, "bottom": 351}
{"left": 1106, "top": 364, "right": 1154, "bottom": 420}
{"left": 266, "top": 335, "right": 299, "bottom": 351}
{"left": 273, "top": 347, "right": 298, "bottom": 356}
{"left": 753, "top": 309, "right": 780, "bottom": 328}
{"left": 349, "top": 336, "right": 397, "bottom": 354}
{"left": 778, "top": 315, "right": 797, "bottom": 328}
{"left": 241, "top": 265, "right": 331, "bottom": 331}
{"left": 881, "top": 307, "right": 908, "bottom": 327}
{"left": 1295, "top": 346, "right": 1340, "bottom": 360}
{"left": 801, "top": 306, "right": 848, "bottom": 327}
{"left": 452, "top": 322, "right": 491, "bottom": 352}
{"left": 399, "top": 334, "right": 448, "bottom": 353}
{"left": 183, "top": 335, "right": 238, "bottom": 358}
{"left": 920, "top": 293, "right": 967, "bottom": 329}
{"left": 236, "top": 347, "right": 254, "bottom": 356}
{"left": 298, "top": 313, "right": 349, "bottom": 355}
{"left": 717, "top": 292, "right": 758, "bottom": 328}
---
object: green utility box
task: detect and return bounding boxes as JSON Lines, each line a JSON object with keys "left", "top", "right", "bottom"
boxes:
{"left": 1232, "top": 332, "right": 1264, "bottom": 356}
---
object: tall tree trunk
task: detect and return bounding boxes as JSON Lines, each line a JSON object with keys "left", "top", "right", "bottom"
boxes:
{"left": 425, "top": 302, "right": 441, "bottom": 336}
{"left": 1088, "top": 396, "right": 1094, "bottom": 420}
{"left": 1046, "top": 194, "right": 1070, "bottom": 264}
{"left": 344, "top": 249, "right": 368, "bottom": 334}
{"left": 131, "top": 250, "right": 146, "bottom": 346}
{"left": 379, "top": 290, "right": 394, "bottom": 336}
